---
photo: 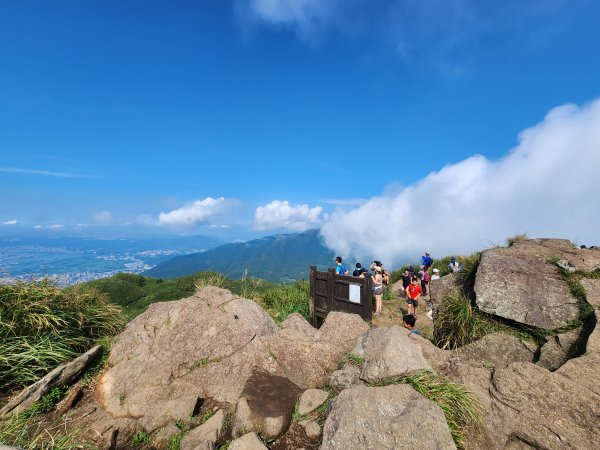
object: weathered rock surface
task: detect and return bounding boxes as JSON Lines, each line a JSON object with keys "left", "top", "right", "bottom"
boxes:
{"left": 281, "top": 313, "right": 317, "bottom": 338}
{"left": 298, "top": 419, "right": 321, "bottom": 438}
{"left": 229, "top": 432, "right": 268, "bottom": 450}
{"left": 328, "top": 365, "right": 361, "bottom": 394}
{"left": 490, "top": 362, "right": 600, "bottom": 449}
{"left": 232, "top": 370, "right": 301, "bottom": 440}
{"left": 475, "top": 240, "right": 582, "bottom": 329}
{"left": 297, "top": 389, "right": 328, "bottom": 416}
{"left": 537, "top": 327, "right": 583, "bottom": 371}
{"left": 180, "top": 409, "right": 226, "bottom": 450}
{"left": 353, "top": 326, "right": 432, "bottom": 382}
{"left": 321, "top": 384, "right": 456, "bottom": 450}
{"left": 429, "top": 273, "right": 457, "bottom": 304}
{"left": 456, "top": 333, "right": 535, "bottom": 368}
{"left": 96, "top": 287, "right": 368, "bottom": 433}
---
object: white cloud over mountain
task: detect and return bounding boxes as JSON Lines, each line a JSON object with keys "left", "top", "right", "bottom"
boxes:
{"left": 320, "top": 98, "right": 600, "bottom": 266}
{"left": 255, "top": 200, "right": 327, "bottom": 231}
{"left": 92, "top": 210, "right": 113, "bottom": 224}
{"left": 2, "top": 220, "right": 17, "bottom": 225}
{"left": 158, "top": 197, "right": 228, "bottom": 227}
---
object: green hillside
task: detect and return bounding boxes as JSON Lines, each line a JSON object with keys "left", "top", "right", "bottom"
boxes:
{"left": 143, "top": 229, "right": 335, "bottom": 282}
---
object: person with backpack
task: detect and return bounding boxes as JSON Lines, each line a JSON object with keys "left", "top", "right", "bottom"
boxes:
{"left": 335, "top": 256, "right": 348, "bottom": 275}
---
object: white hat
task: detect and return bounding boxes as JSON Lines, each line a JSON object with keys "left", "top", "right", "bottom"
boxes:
{"left": 374, "top": 266, "right": 382, "bottom": 272}
{"left": 433, "top": 268, "right": 440, "bottom": 273}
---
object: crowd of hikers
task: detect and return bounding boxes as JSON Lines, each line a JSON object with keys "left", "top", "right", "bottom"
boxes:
{"left": 334, "top": 252, "right": 464, "bottom": 335}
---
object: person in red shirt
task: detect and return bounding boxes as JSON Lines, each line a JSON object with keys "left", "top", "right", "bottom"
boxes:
{"left": 406, "top": 276, "right": 422, "bottom": 317}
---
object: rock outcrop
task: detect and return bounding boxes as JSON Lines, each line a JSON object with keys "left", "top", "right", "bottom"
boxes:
{"left": 456, "top": 333, "right": 535, "bottom": 368}
{"left": 96, "top": 287, "right": 368, "bottom": 435}
{"left": 474, "top": 239, "right": 586, "bottom": 329}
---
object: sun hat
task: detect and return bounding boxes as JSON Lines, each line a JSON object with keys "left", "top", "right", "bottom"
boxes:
{"left": 433, "top": 268, "right": 440, "bottom": 273}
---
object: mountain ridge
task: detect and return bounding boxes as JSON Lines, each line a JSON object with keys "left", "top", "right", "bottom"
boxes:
{"left": 143, "top": 229, "right": 335, "bottom": 282}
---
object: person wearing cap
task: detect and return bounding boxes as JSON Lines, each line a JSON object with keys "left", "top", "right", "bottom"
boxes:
{"left": 372, "top": 265, "right": 383, "bottom": 315}
{"left": 431, "top": 268, "right": 440, "bottom": 281}
{"left": 352, "top": 263, "right": 363, "bottom": 277}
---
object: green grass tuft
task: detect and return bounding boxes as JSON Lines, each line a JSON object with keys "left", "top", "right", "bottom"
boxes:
{"left": 506, "top": 233, "right": 528, "bottom": 247}
{"left": 0, "top": 280, "right": 125, "bottom": 392}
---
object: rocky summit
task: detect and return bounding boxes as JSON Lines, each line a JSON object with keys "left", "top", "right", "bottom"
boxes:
{"left": 2, "top": 238, "right": 599, "bottom": 449}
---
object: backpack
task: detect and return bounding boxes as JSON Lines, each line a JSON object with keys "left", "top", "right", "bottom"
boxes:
{"left": 423, "top": 271, "right": 431, "bottom": 282}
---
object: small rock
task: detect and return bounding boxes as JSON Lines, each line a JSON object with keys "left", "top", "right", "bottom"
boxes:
{"left": 229, "top": 432, "right": 268, "bottom": 450}
{"left": 537, "top": 328, "right": 583, "bottom": 371}
{"left": 329, "top": 365, "right": 361, "bottom": 394}
{"left": 152, "top": 423, "right": 181, "bottom": 448}
{"left": 181, "top": 409, "right": 226, "bottom": 449}
{"left": 297, "top": 389, "right": 328, "bottom": 416}
{"left": 299, "top": 419, "right": 321, "bottom": 438}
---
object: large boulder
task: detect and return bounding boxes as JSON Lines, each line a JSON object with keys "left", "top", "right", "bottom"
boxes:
{"left": 474, "top": 239, "right": 582, "bottom": 329}
{"left": 328, "top": 364, "right": 361, "bottom": 394}
{"left": 321, "top": 384, "right": 456, "bottom": 450}
{"left": 353, "top": 326, "right": 432, "bottom": 382}
{"left": 96, "top": 287, "right": 369, "bottom": 434}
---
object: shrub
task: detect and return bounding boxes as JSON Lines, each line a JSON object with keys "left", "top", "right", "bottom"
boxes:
{"left": 506, "top": 233, "right": 528, "bottom": 247}
{"left": 0, "top": 280, "right": 125, "bottom": 391}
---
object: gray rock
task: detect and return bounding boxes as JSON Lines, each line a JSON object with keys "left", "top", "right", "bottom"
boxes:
{"left": 229, "top": 432, "right": 268, "bottom": 450}
{"left": 474, "top": 241, "right": 580, "bottom": 329}
{"left": 490, "top": 362, "right": 600, "bottom": 448}
{"left": 457, "top": 333, "right": 535, "bottom": 368}
{"left": 298, "top": 419, "right": 321, "bottom": 438}
{"left": 180, "top": 409, "right": 226, "bottom": 450}
{"left": 280, "top": 313, "right": 317, "bottom": 338}
{"left": 353, "top": 326, "right": 432, "bottom": 382}
{"left": 537, "top": 328, "right": 583, "bottom": 371}
{"left": 315, "top": 311, "right": 369, "bottom": 349}
{"left": 321, "top": 384, "right": 456, "bottom": 450}
{"left": 297, "top": 389, "right": 328, "bottom": 416}
{"left": 328, "top": 365, "right": 361, "bottom": 394}
{"left": 152, "top": 424, "right": 181, "bottom": 449}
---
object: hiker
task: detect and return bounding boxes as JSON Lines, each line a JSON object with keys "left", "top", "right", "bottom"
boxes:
{"left": 406, "top": 276, "right": 422, "bottom": 317}
{"left": 335, "top": 256, "right": 348, "bottom": 275}
{"left": 401, "top": 268, "right": 412, "bottom": 293}
{"left": 448, "top": 257, "right": 460, "bottom": 273}
{"left": 419, "top": 265, "right": 430, "bottom": 295}
{"left": 372, "top": 266, "right": 383, "bottom": 315}
{"left": 403, "top": 314, "right": 420, "bottom": 335}
{"left": 422, "top": 252, "right": 433, "bottom": 268}
{"left": 431, "top": 268, "right": 440, "bottom": 281}
{"left": 353, "top": 263, "right": 363, "bottom": 277}
{"left": 382, "top": 268, "right": 390, "bottom": 286}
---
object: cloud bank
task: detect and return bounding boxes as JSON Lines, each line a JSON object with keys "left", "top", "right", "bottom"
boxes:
{"left": 2, "top": 220, "right": 17, "bottom": 225}
{"left": 321, "top": 98, "right": 600, "bottom": 266}
{"left": 255, "top": 200, "right": 327, "bottom": 231}
{"left": 158, "top": 197, "right": 228, "bottom": 228}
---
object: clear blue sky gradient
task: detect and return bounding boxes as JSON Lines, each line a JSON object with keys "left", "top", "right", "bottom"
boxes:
{"left": 1, "top": 0, "right": 599, "bottom": 239}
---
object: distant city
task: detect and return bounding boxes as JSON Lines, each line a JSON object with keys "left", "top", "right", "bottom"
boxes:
{"left": 0, "top": 234, "right": 222, "bottom": 286}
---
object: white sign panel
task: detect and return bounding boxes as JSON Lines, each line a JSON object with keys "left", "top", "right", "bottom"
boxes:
{"left": 348, "top": 284, "right": 361, "bottom": 304}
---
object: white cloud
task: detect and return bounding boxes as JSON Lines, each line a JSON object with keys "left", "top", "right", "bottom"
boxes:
{"left": 254, "top": 200, "right": 327, "bottom": 231}
{"left": 320, "top": 98, "right": 600, "bottom": 266}
{"left": 0, "top": 167, "right": 87, "bottom": 178}
{"left": 158, "top": 197, "right": 228, "bottom": 228}
{"left": 2, "top": 220, "right": 17, "bottom": 225}
{"left": 33, "top": 224, "right": 64, "bottom": 230}
{"left": 92, "top": 210, "right": 113, "bottom": 223}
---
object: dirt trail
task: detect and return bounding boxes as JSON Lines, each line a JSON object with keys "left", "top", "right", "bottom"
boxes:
{"left": 372, "top": 286, "right": 434, "bottom": 340}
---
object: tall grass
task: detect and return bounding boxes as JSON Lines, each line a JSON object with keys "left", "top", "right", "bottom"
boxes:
{"left": 0, "top": 280, "right": 125, "bottom": 391}
{"left": 370, "top": 370, "right": 480, "bottom": 449}
{"left": 253, "top": 280, "right": 310, "bottom": 322}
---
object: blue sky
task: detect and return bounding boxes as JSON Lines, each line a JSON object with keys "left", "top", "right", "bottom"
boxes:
{"left": 1, "top": 1, "right": 600, "bottom": 255}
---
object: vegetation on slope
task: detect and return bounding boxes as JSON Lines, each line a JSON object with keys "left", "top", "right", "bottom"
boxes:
{"left": 0, "top": 280, "right": 124, "bottom": 392}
